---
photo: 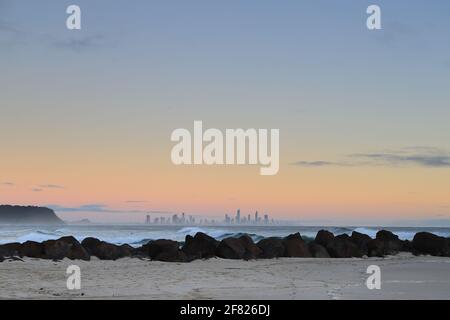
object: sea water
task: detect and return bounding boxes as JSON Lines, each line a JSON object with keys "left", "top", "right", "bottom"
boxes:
{"left": 0, "top": 224, "right": 449, "bottom": 247}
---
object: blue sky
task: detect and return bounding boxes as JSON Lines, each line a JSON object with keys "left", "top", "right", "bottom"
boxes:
{"left": 1, "top": 1, "right": 450, "bottom": 223}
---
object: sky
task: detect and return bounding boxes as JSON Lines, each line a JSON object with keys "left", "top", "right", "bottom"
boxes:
{"left": 1, "top": 0, "right": 450, "bottom": 225}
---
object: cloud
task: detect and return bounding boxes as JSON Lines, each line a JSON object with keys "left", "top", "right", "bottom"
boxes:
{"left": 32, "top": 188, "right": 43, "bottom": 192}
{"left": 293, "top": 147, "right": 450, "bottom": 168}
{"left": 373, "top": 20, "right": 420, "bottom": 47}
{"left": 51, "top": 35, "right": 106, "bottom": 51}
{"left": 292, "top": 161, "right": 347, "bottom": 167}
{"left": 39, "top": 184, "right": 65, "bottom": 189}
{"left": 1, "top": 182, "right": 14, "bottom": 186}
{"left": 0, "top": 9, "right": 106, "bottom": 52}
{"left": 47, "top": 204, "right": 172, "bottom": 215}
{"left": 125, "top": 200, "right": 148, "bottom": 204}
{"left": 350, "top": 152, "right": 450, "bottom": 168}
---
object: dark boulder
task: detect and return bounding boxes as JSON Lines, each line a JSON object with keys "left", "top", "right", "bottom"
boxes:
{"left": 326, "top": 238, "right": 363, "bottom": 258}
{"left": 119, "top": 244, "right": 135, "bottom": 257}
{"left": 0, "top": 242, "right": 21, "bottom": 256}
{"left": 308, "top": 242, "right": 330, "bottom": 258}
{"left": 400, "top": 240, "right": 413, "bottom": 252}
{"left": 155, "top": 250, "right": 188, "bottom": 262}
{"left": 140, "top": 239, "right": 186, "bottom": 262}
{"left": 283, "top": 233, "right": 311, "bottom": 257}
{"left": 43, "top": 239, "right": 71, "bottom": 260}
{"left": 81, "top": 237, "right": 132, "bottom": 260}
{"left": 412, "top": 232, "right": 449, "bottom": 257}
{"left": 239, "top": 235, "right": 262, "bottom": 260}
{"left": 315, "top": 230, "right": 334, "bottom": 247}
{"left": 141, "top": 239, "right": 179, "bottom": 258}
{"left": 81, "top": 237, "right": 101, "bottom": 254}
{"left": 257, "top": 237, "right": 285, "bottom": 259}
{"left": 181, "top": 232, "right": 218, "bottom": 260}
{"left": 376, "top": 230, "right": 399, "bottom": 242}
{"left": 215, "top": 236, "right": 261, "bottom": 260}
{"left": 43, "top": 236, "right": 90, "bottom": 261}
{"left": 216, "top": 237, "right": 246, "bottom": 259}
{"left": 350, "top": 231, "right": 372, "bottom": 255}
{"left": 19, "top": 241, "right": 44, "bottom": 258}
{"left": 335, "top": 234, "right": 350, "bottom": 241}
{"left": 367, "top": 239, "right": 385, "bottom": 257}
{"left": 375, "top": 230, "right": 402, "bottom": 255}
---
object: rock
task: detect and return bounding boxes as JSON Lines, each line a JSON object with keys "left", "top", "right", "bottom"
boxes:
{"left": 43, "top": 239, "right": 71, "bottom": 260}
{"left": 350, "top": 231, "right": 372, "bottom": 255}
{"left": 401, "top": 240, "right": 413, "bottom": 252}
{"left": 155, "top": 250, "right": 188, "bottom": 262}
{"left": 119, "top": 244, "right": 135, "bottom": 257}
{"left": 283, "top": 233, "right": 311, "bottom": 257}
{"left": 43, "top": 236, "right": 90, "bottom": 261}
{"left": 140, "top": 239, "right": 186, "bottom": 262}
{"left": 326, "top": 238, "right": 363, "bottom": 258}
{"left": 238, "top": 235, "right": 262, "bottom": 260}
{"left": 335, "top": 234, "right": 350, "bottom": 241}
{"left": 81, "top": 237, "right": 102, "bottom": 254}
{"left": 81, "top": 237, "right": 132, "bottom": 260}
{"left": 257, "top": 237, "right": 285, "bottom": 259}
{"left": 375, "top": 230, "right": 402, "bottom": 255}
{"left": 0, "top": 255, "right": 3, "bottom": 262}
{"left": 181, "top": 232, "right": 218, "bottom": 260}
{"left": 315, "top": 230, "right": 334, "bottom": 247}
{"left": 19, "top": 241, "right": 44, "bottom": 258}
{"left": 215, "top": 235, "right": 261, "bottom": 260}
{"left": 0, "top": 242, "right": 21, "bottom": 256}
{"left": 308, "top": 242, "right": 330, "bottom": 258}
{"left": 412, "top": 232, "right": 449, "bottom": 256}
{"left": 376, "top": 230, "right": 399, "bottom": 242}
{"left": 216, "top": 237, "right": 246, "bottom": 259}
{"left": 367, "top": 239, "right": 385, "bottom": 257}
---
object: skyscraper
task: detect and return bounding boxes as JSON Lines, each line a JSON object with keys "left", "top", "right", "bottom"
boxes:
{"left": 236, "top": 209, "right": 241, "bottom": 224}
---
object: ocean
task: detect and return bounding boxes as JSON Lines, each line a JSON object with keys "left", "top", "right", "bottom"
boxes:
{"left": 0, "top": 224, "right": 449, "bottom": 247}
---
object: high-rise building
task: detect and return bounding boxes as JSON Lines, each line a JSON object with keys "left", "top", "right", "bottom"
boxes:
{"left": 236, "top": 209, "right": 241, "bottom": 224}
{"left": 264, "top": 214, "right": 269, "bottom": 224}
{"left": 247, "top": 214, "right": 251, "bottom": 223}
{"left": 255, "top": 211, "right": 259, "bottom": 224}
{"left": 145, "top": 215, "right": 150, "bottom": 224}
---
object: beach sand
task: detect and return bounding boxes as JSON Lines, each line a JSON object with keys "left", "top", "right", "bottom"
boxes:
{"left": 0, "top": 253, "right": 449, "bottom": 300}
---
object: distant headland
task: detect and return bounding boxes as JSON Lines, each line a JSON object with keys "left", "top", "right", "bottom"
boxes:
{"left": 0, "top": 205, "right": 64, "bottom": 224}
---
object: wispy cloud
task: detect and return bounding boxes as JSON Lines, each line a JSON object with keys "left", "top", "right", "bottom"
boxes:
{"left": 39, "top": 184, "right": 65, "bottom": 189}
{"left": 373, "top": 20, "right": 421, "bottom": 47}
{"left": 51, "top": 34, "right": 106, "bottom": 51}
{"left": 47, "top": 204, "right": 172, "bottom": 215}
{"left": 1, "top": 182, "right": 14, "bottom": 186}
{"left": 32, "top": 188, "right": 43, "bottom": 192}
{"left": 125, "top": 200, "right": 148, "bottom": 204}
{"left": 292, "top": 161, "right": 349, "bottom": 167}
{"left": 293, "top": 147, "right": 450, "bottom": 168}
{"left": 0, "top": 8, "right": 106, "bottom": 52}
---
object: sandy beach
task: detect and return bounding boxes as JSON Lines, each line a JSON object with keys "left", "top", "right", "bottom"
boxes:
{"left": 0, "top": 253, "right": 449, "bottom": 300}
